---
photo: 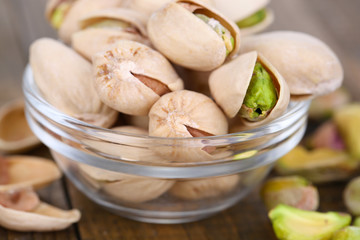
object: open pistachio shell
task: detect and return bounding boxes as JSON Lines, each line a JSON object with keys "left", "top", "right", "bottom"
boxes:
{"left": 72, "top": 8, "right": 150, "bottom": 61}
{"left": 46, "top": 0, "right": 123, "bottom": 44}
{"left": 212, "top": 0, "right": 273, "bottom": 36}
{"left": 209, "top": 51, "right": 290, "bottom": 128}
{"left": 30, "top": 38, "right": 118, "bottom": 128}
{"left": 147, "top": 0, "right": 240, "bottom": 71}
{"left": 241, "top": 31, "right": 344, "bottom": 98}
{"left": 93, "top": 40, "right": 183, "bottom": 116}
{"left": 0, "top": 155, "right": 62, "bottom": 191}
{"left": 0, "top": 99, "right": 40, "bottom": 153}
{"left": 169, "top": 174, "right": 240, "bottom": 200}
{"left": 0, "top": 202, "right": 80, "bottom": 232}
{"left": 149, "top": 90, "right": 228, "bottom": 162}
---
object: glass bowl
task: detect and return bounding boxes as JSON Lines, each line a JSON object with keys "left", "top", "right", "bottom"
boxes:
{"left": 23, "top": 65, "right": 310, "bottom": 224}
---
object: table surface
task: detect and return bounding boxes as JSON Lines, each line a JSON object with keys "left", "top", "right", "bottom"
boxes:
{"left": 0, "top": 0, "right": 359, "bottom": 239}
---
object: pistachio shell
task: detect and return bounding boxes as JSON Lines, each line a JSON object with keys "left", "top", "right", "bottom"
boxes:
{"left": 209, "top": 51, "right": 290, "bottom": 127}
{"left": 93, "top": 40, "right": 184, "bottom": 116}
{"left": 147, "top": 0, "right": 240, "bottom": 71}
{"left": 241, "top": 31, "right": 344, "bottom": 98}
{"left": 344, "top": 176, "right": 360, "bottom": 216}
{"left": 0, "top": 99, "right": 40, "bottom": 153}
{"left": 0, "top": 202, "right": 80, "bottom": 232}
{"left": 48, "top": 0, "right": 123, "bottom": 43}
{"left": 212, "top": 0, "right": 269, "bottom": 21}
{"left": 30, "top": 38, "right": 118, "bottom": 128}
{"left": 169, "top": 174, "right": 240, "bottom": 200}
{"left": 0, "top": 156, "right": 61, "bottom": 191}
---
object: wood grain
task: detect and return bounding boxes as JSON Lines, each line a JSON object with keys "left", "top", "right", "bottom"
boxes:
{"left": 0, "top": 0, "right": 359, "bottom": 239}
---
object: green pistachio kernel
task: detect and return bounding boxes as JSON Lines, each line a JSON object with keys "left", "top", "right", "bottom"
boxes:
{"left": 87, "top": 19, "right": 131, "bottom": 29}
{"left": 51, "top": 2, "right": 72, "bottom": 29}
{"left": 239, "top": 62, "right": 278, "bottom": 121}
{"left": 236, "top": 8, "right": 267, "bottom": 29}
{"left": 195, "top": 13, "right": 234, "bottom": 55}
{"left": 332, "top": 226, "right": 360, "bottom": 240}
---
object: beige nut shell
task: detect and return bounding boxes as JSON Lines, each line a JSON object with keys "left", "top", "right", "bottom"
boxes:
{"left": 93, "top": 40, "right": 183, "bottom": 116}
{"left": 0, "top": 99, "right": 40, "bottom": 153}
{"left": 46, "top": 0, "right": 123, "bottom": 44}
{"left": 240, "top": 31, "right": 344, "bottom": 98}
{"left": 169, "top": 174, "right": 240, "bottom": 200}
{"left": 0, "top": 156, "right": 61, "bottom": 191}
{"left": 147, "top": 0, "right": 240, "bottom": 71}
{"left": 209, "top": 51, "right": 290, "bottom": 127}
{"left": 30, "top": 38, "right": 117, "bottom": 128}
{"left": 0, "top": 202, "right": 80, "bottom": 232}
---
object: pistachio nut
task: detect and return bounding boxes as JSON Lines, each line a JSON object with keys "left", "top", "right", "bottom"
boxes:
{"left": 93, "top": 40, "right": 183, "bottom": 116}
{"left": 72, "top": 8, "right": 150, "bottom": 61}
{"left": 275, "top": 146, "right": 359, "bottom": 183}
{"left": 125, "top": 0, "right": 214, "bottom": 20}
{"left": 0, "top": 155, "right": 62, "bottom": 191}
{"left": 149, "top": 90, "right": 228, "bottom": 162}
{"left": 332, "top": 226, "right": 360, "bottom": 240}
{"left": 240, "top": 31, "right": 344, "bottom": 98}
{"left": 212, "top": 0, "right": 273, "bottom": 36}
{"left": 147, "top": 0, "right": 240, "bottom": 71}
{"left": 0, "top": 188, "right": 80, "bottom": 232}
{"left": 307, "top": 121, "right": 346, "bottom": 150}
{"left": 269, "top": 204, "right": 351, "bottom": 240}
{"left": 30, "top": 38, "right": 118, "bottom": 128}
{"left": 169, "top": 174, "right": 240, "bottom": 200}
{"left": 210, "top": 51, "right": 290, "bottom": 127}
{"left": 0, "top": 99, "right": 40, "bottom": 153}
{"left": 344, "top": 176, "right": 360, "bottom": 216}
{"left": 261, "top": 176, "right": 319, "bottom": 211}
{"left": 308, "top": 87, "right": 351, "bottom": 121}
{"left": 334, "top": 104, "right": 360, "bottom": 159}
{"left": 45, "top": 0, "right": 123, "bottom": 43}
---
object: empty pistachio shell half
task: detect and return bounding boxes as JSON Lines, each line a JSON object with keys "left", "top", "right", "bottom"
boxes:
{"left": 149, "top": 90, "right": 228, "bottom": 162}
{"left": 45, "top": 0, "right": 123, "bottom": 43}
{"left": 334, "top": 104, "right": 360, "bottom": 159}
{"left": 241, "top": 31, "right": 344, "bottom": 98}
{"left": 0, "top": 188, "right": 40, "bottom": 212}
{"left": 344, "top": 176, "right": 360, "bottom": 216}
{"left": 210, "top": 51, "right": 290, "bottom": 127}
{"left": 147, "top": 0, "right": 240, "bottom": 71}
{"left": 169, "top": 174, "right": 240, "bottom": 200}
{"left": 72, "top": 8, "right": 150, "bottom": 61}
{"left": 0, "top": 190, "right": 80, "bottom": 232}
{"left": 93, "top": 40, "right": 183, "bottom": 116}
{"left": 30, "top": 38, "right": 118, "bottom": 128}
{"left": 212, "top": 0, "right": 273, "bottom": 36}
{"left": 0, "top": 155, "right": 62, "bottom": 191}
{"left": 275, "top": 146, "right": 359, "bottom": 183}
{"left": 125, "top": 0, "right": 214, "bottom": 19}
{"left": 0, "top": 99, "right": 40, "bottom": 153}
{"left": 261, "top": 176, "right": 319, "bottom": 211}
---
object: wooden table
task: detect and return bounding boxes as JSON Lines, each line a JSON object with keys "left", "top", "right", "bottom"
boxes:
{"left": 0, "top": 0, "right": 359, "bottom": 239}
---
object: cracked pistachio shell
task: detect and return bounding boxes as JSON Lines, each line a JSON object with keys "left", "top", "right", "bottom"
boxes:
{"left": 261, "top": 176, "right": 319, "bottom": 211}
{"left": 0, "top": 99, "right": 40, "bottom": 153}
{"left": 334, "top": 104, "right": 360, "bottom": 159}
{"left": 241, "top": 31, "right": 344, "bottom": 98}
{"left": 72, "top": 8, "right": 150, "bottom": 61}
{"left": 169, "top": 174, "right": 240, "bottom": 200}
{"left": 212, "top": 0, "right": 273, "bottom": 36}
{"left": 30, "top": 38, "right": 118, "bottom": 128}
{"left": 0, "top": 156, "right": 61, "bottom": 191}
{"left": 93, "top": 40, "right": 184, "bottom": 116}
{"left": 0, "top": 201, "right": 80, "bottom": 232}
{"left": 46, "top": 0, "right": 123, "bottom": 44}
{"left": 149, "top": 90, "right": 228, "bottom": 162}
{"left": 147, "top": 0, "right": 240, "bottom": 71}
{"left": 209, "top": 51, "right": 290, "bottom": 128}
{"left": 275, "top": 146, "right": 359, "bottom": 183}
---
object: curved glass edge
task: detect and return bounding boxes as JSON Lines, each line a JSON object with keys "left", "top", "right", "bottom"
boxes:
{"left": 23, "top": 65, "right": 311, "bottom": 144}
